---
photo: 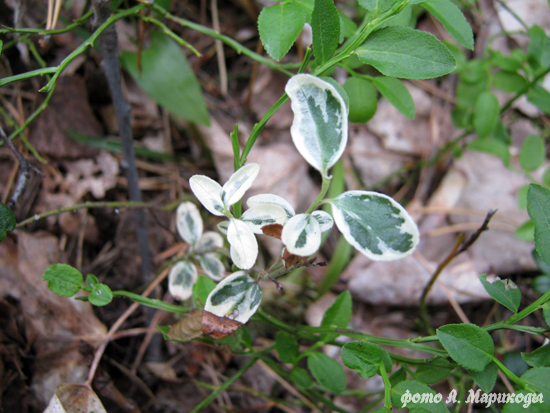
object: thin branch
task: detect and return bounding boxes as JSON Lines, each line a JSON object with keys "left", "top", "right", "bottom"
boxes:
{"left": 0, "top": 125, "right": 43, "bottom": 209}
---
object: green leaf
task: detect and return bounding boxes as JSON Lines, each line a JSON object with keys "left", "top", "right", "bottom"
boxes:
{"left": 88, "top": 283, "right": 113, "bottom": 306}
{"left": 522, "top": 344, "right": 550, "bottom": 367}
{"left": 321, "top": 290, "right": 352, "bottom": 329}
{"left": 521, "top": 367, "right": 550, "bottom": 397}
{"left": 43, "top": 264, "right": 84, "bottom": 297}
{"left": 307, "top": 352, "right": 347, "bottom": 393}
{"left": 389, "top": 367, "right": 407, "bottom": 387}
{"left": 543, "top": 302, "right": 550, "bottom": 327}
{"left": 357, "top": 0, "right": 393, "bottom": 14}
{"left": 478, "top": 274, "right": 521, "bottom": 313}
{"left": 372, "top": 76, "right": 415, "bottom": 119}
{"left": 533, "top": 249, "right": 550, "bottom": 275}
{"left": 391, "top": 380, "right": 448, "bottom": 412}
{"left": 120, "top": 30, "right": 209, "bottom": 126}
{"left": 321, "top": 291, "right": 352, "bottom": 341}
{"left": 192, "top": 275, "right": 216, "bottom": 308}
{"left": 285, "top": 74, "right": 348, "bottom": 176}
{"left": 415, "top": 359, "right": 453, "bottom": 384}
{"left": 290, "top": 367, "right": 313, "bottom": 388}
{"left": 275, "top": 331, "right": 300, "bottom": 363}
{"left": 0, "top": 40, "right": 3, "bottom": 56}
{"left": 468, "top": 361, "right": 498, "bottom": 392}
{"left": 330, "top": 191, "right": 419, "bottom": 261}
{"left": 436, "top": 324, "right": 494, "bottom": 372}
{"left": 515, "top": 220, "right": 534, "bottom": 241}
{"left": 528, "top": 25, "right": 550, "bottom": 70}
{"left": 533, "top": 275, "right": 550, "bottom": 295}
{"left": 544, "top": 167, "right": 550, "bottom": 187}
{"left": 258, "top": 3, "right": 306, "bottom": 61}
{"left": 341, "top": 341, "right": 392, "bottom": 380}
{"left": 344, "top": 77, "right": 378, "bottom": 123}
{"left": 527, "top": 184, "right": 550, "bottom": 267}
{"left": 86, "top": 274, "right": 100, "bottom": 289}
{"left": 489, "top": 49, "right": 525, "bottom": 72}
{"left": 520, "top": 135, "right": 546, "bottom": 172}
{"left": 493, "top": 71, "right": 529, "bottom": 93}
{"left": 421, "top": 0, "right": 474, "bottom": 50}
{"left": 527, "top": 86, "right": 550, "bottom": 116}
{"left": 356, "top": 26, "right": 456, "bottom": 79}
{"left": 467, "top": 137, "right": 510, "bottom": 167}
{"left": 311, "top": 0, "right": 340, "bottom": 65}
{"left": 0, "top": 202, "right": 16, "bottom": 243}
{"left": 472, "top": 91, "right": 499, "bottom": 138}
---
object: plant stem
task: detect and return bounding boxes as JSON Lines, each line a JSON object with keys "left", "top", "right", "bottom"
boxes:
{"left": 490, "top": 356, "right": 527, "bottom": 390}
{"left": 0, "top": 67, "right": 58, "bottom": 87}
{"left": 190, "top": 356, "right": 260, "bottom": 413}
{"left": 0, "top": 10, "right": 94, "bottom": 35}
{"left": 112, "top": 290, "right": 189, "bottom": 313}
{"left": 378, "top": 362, "right": 393, "bottom": 410}
{"left": 306, "top": 174, "right": 332, "bottom": 214}
{"left": 16, "top": 200, "right": 153, "bottom": 228}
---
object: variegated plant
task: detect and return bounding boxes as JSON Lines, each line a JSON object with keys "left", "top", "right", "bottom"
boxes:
{"left": 168, "top": 202, "right": 226, "bottom": 301}
{"left": 186, "top": 74, "right": 419, "bottom": 332}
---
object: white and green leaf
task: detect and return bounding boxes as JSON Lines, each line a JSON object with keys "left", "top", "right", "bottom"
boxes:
{"left": 241, "top": 204, "right": 288, "bottom": 234}
{"left": 205, "top": 271, "right": 263, "bottom": 324}
{"left": 217, "top": 220, "right": 229, "bottom": 234}
{"left": 169, "top": 261, "right": 198, "bottom": 301}
{"left": 176, "top": 202, "right": 203, "bottom": 245}
{"left": 221, "top": 163, "right": 260, "bottom": 207}
{"left": 282, "top": 213, "right": 322, "bottom": 257}
{"left": 247, "top": 193, "right": 296, "bottom": 218}
{"left": 312, "top": 210, "right": 334, "bottom": 232}
{"left": 285, "top": 74, "right": 348, "bottom": 176}
{"left": 227, "top": 218, "right": 258, "bottom": 270}
{"left": 195, "top": 231, "right": 224, "bottom": 254}
{"left": 200, "top": 253, "right": 226, "bottom": 281}
{"left": 189, "top": 175, "right": 225, "bottom": 216}
{"left": 329, "top": 191, "right": 419, "bottom": 261}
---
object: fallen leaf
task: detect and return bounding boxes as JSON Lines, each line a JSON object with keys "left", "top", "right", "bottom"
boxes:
{"left": 201, "top": 310, "right": 242, "bottom": 339}
{"left": 167, "top": 309, "right": 203, "bottom": 342}
{"left": 44, "top": 383, "right": 106, "bottom": 413}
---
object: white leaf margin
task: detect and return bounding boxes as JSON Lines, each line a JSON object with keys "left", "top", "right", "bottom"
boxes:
{"left": 247, "top": 193, "right": 296, "bottom": 218}
{"left": 285, "top": 74, "right": 348, "bottom": 175}
{"left": 204, "top": 271, "right": 262, "bottom": 324}
{"left": 189, "top": 175, "right": 225, "bottom": 216}
{"left": 241, "top": 204, "right": 288, "bottom": 234}
{"left": 168, "top": 261, "right": 198, "bottom": 301}
{"left": 312, "top": 210, "right": 334, "bottom": 232}
{"left": 227, "top": 218, "right": 259, "bottom": 270}
{"left": 200, "top": 253, "right": 226, "bottom": 281}
{"left": 330, "top": 190, "right": 420, "bottom": 261}
{"left": 176, "top": 202, "right": 203, "bottom": 245}
{"left": 281, "top": 213, "right": 321, "bottom": 256}
{"left": 221, "top": 163, "right": 260, "bottom": 207}
{"left": 195, "top": 231, "right": 224, "bottom": 253}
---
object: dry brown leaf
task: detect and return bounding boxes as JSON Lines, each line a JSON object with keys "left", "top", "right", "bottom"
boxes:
{"left": 261, "top": 223, "right": 282, "bottom": 239}
{"left": 44, "top": 383, "right": 106, "bottom": 413}
{"left": 166, "top": 309, "right": 203, "bottom": 342}
{"left": 201, "top": 310, "right": 242, "bottom": 340}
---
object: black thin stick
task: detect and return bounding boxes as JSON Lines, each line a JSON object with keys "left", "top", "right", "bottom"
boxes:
{"left": 0, "top": 125, "right": 43, "bottom": 209}
{"left": 92, "top": 0, "right": 152, "bottom": 282}
{"left": 91, "top": 0, "right": 161, "bottom": 363}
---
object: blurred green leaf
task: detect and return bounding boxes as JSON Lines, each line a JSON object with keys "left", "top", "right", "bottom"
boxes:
{"left": 515, "top": 220, "right": 534, "bottom": 241}
{"left": 493, "top": 71, "right": 528, "bottom": 93}
{"left": 527, "top": 86, "right": 550, "bottom": 116}
{"left": 372, "top": 76, "right": 415, "bottom": 119}
{"left": 0, "top": 202, "right": 15, "bottom": 243}
{"left": 120, "top": 31, "right": 210, "bottom": 125}
{"left": 519, "top": 135, "right": 545, "bottom": 172}
{"left": 473, "top": 91, "right": 499, "bottom": 138}
{"left": 527, "top": 184, "right": 550, "bottom": 267}
{"left": 344, "top": 77, "right": 378, "bottom": 123}
{"left": 307, "top": 352, "right": 347, "bottom": 393}
{"left": 467, "top": 137, "right": 510, "bottom": 167}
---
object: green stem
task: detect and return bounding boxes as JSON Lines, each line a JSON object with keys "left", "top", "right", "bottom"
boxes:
{"left": 112, "top": 290, "right": 190, "bottom": 313}
{"left": 16, "top": 200, "right": 154, "bottom": 228}
{"left": 378, "top": 361, "right": 393, "bottom": 410}
{"left": 500, "top": 65, "right": 550, "bottom": 114}
{"left": 148, "top": 2, "right": 293, "bottom": 77}
{"left": 40, "top": 4, "right": 148, "bottom": 92}
{"left": 190, "top": 356, "right": 260, "bottom": 413}
{"left": 490, "top": 356, "right": 527, "bottom": 390}
{"left": 306, "top": 174, "right": 332, "bottom": 214}
{"left": 136, "top": 15, "right": 201, "bottom": 57}
{"left": 502, "top": 287, "right": 550, "bottom": 325}
{"left": 0, "top": 67, "right": 57, "bottom": 88}
{"left": 0, "top": 10, "right": 94, "bottom": 35}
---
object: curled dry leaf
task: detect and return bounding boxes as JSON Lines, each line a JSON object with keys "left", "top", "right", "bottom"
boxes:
{"left": 262, "top": 223, "right": 283, "bottom": 239}
{"left": 44, "top": 383, "right": 106, "bottom": 413}
{"left": 167, "top": 309, "right": 204, "bottom": 342}
{"left": 201, "top": 310, "right": 243, "bottom": 339}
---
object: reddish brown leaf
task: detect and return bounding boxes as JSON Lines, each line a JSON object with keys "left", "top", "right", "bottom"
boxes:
{"left": 262, "top": 223, "right": 283, "bottom": 239}
{"left": 201, "top": 310, "right": 242, "bottom": 339}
